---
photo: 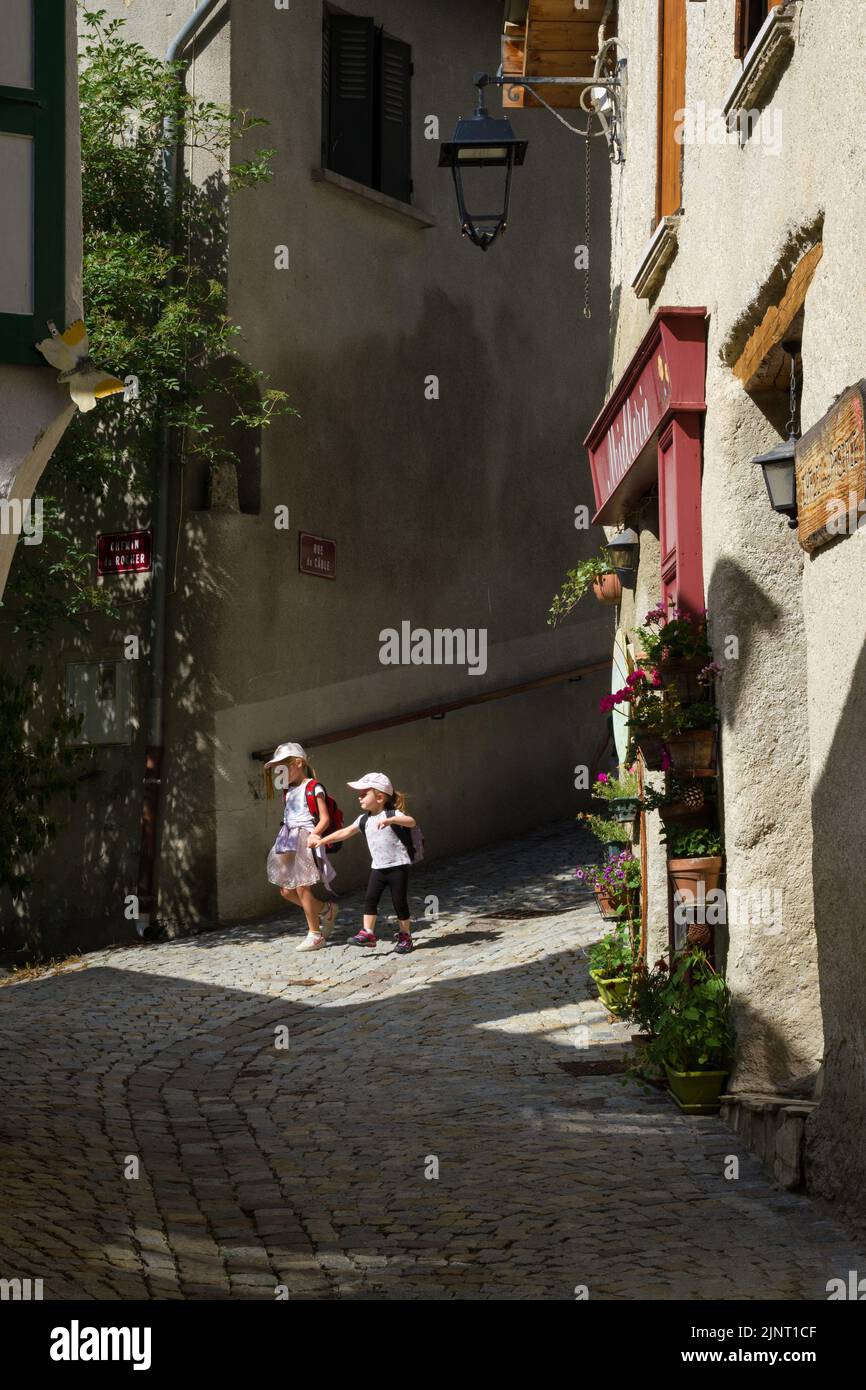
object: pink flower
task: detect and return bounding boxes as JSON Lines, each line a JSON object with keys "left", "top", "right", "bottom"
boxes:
{"left": 596, "top": 773, "right": 609, "bottom": 783}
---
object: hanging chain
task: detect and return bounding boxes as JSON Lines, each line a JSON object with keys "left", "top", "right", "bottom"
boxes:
{"left": 583, "top": 112, "right": 593, "bottom": 320}
{"left": 786, "top": 351, "right": 798, "bottom": 435}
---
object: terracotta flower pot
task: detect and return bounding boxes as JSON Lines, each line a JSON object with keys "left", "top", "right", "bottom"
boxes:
{"left": 593, "top": 887, "right": 624, "bottom": 920}
{"left": 667, "top": 855, "right": 724, "bottom": 897}
{"left": 592, "top": 572, "right": 622, "bottom": 605}
{"left": 664, "top": 728, "right": 717, "bottom": 775}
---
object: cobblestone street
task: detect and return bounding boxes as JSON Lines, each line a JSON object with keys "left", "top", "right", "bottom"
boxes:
{"left": 0, "top": 822, "right": 863, "bottom": 1301}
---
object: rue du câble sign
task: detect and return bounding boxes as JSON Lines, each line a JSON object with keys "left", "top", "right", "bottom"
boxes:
{"left": 796, "top": 380, "right": 866, "bottom": 552}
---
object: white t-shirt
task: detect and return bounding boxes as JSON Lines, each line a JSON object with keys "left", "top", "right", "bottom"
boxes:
{"left": 354, "top": 810, "right": 411, "bottom": 869}
{"left": 284, "top": 780, "right": 321, "bottom": 829}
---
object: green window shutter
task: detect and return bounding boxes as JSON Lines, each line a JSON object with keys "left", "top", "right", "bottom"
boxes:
{"left": 0, "top": 0, "right": 66, "bottom": 365}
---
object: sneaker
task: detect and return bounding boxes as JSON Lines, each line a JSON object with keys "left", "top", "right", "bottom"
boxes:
{"left": 394, "top": 933, "right": 414, "bottom": 955}
{"left": 296, "top": 932, "right": 325, "bottom": 952}
{"left": 348, "top": 928, "right": 378, "bottom": 948}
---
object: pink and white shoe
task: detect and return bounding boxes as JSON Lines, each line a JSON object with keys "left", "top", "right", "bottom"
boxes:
{"left": 296, "top": 932, "right": 325, "bottom": 952}
{"left": 348, "top": 928, "right": 378, "bottom": 948}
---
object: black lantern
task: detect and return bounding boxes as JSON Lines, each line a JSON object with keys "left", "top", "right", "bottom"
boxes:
{"left": 439, "top": 76, "right": 528, "bottom": 251}
{"left": 752, "top": 339, "right": 800, "bottom": 529}
{"left": 607, "top": 527, "right": 640, "bottom": 576}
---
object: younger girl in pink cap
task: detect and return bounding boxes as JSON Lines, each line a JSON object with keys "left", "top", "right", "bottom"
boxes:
{"left": 309, "top": 772, "right": 417, "bottom": 955}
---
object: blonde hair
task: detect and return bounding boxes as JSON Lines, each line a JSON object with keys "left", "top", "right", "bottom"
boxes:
{"left": 386, "top": 789, "right": 408, "bottom": 813}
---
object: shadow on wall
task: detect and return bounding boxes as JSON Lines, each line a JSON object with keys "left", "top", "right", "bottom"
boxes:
{"left": 805, "top": 612, "right": 866, "bottom": 1229}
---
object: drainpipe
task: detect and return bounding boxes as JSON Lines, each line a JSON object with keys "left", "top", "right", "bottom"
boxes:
{"left": 136, "top": 0, "right": 226, "bottom": 937}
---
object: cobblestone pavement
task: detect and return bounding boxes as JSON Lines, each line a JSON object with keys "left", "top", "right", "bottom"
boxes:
{"left": 0, "top": 821, "right": 863, "bottom": 1301}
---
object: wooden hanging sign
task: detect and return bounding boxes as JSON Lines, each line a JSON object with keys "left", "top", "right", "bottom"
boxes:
{"left": 796, "top": 381, "right": 866, "bottom": 552}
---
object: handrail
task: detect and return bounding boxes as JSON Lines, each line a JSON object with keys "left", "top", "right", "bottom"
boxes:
{"left": 251, "top": 657, "right": 610, "bottom": 759}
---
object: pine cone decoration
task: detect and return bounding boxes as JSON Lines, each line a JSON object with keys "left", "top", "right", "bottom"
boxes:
{"left": 681, "top": 780, "right": 705, "bottom": 811}
{"left": 687, "top": 923, "right": 712, "bottom": 947}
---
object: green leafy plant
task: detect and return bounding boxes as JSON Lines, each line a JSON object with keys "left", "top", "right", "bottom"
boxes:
{"left": 591, "top": 767, "right": 640, "bottom": 802}
{"left": 621, "top": 959, "right": 670, "bottom": 1036}
{"left": 580, "top": 813, "right": 630, "bottom": 845}
{"left": 588, "top": 922, "right": 636, "bottom": 980}
{"left": 647, "top": 951, "right": 734, "bottom": 1073}
{"left": 0, "top": 668, "right": 85, "bottom": 895}
{"left": 635, "top": 602, "right": 712, "bottom": 665}
{"left": 548, "top": 548, "right": 615, "bottom": 626}
{"left": 664, "top": 827, "right": 724, "bottom": 858}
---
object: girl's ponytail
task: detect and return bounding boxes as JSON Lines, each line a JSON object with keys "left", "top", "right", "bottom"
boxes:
{"left": 390, "top": 789, "right": 408, "bottom": 813}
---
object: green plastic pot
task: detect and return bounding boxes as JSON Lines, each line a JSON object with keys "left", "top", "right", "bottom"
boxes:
{"left": 664, "top": 1063, "right": 728, "bottom": 1113}
{"left": 590, "top": 968, "right": 630, "bottom": 1013}
{"left": 611, "top": 796, "right": 641, "bottom": 823}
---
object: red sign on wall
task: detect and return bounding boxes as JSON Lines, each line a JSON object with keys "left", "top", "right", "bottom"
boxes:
{"left": 97, "top": 529, "right": 153, "bottom": 576}
{"left": 299, "top": 533, "right": 336, "bottom": 580}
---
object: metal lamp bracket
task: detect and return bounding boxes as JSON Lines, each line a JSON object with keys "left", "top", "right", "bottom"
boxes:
{"left": 490, "top": 36, "right": 628, "bottom": 164}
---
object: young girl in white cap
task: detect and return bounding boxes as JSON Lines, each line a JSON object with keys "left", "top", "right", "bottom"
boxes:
{"left": 265, "top": 742, "right": 338, "bottom": 952}
{"left": 309, "top": 772, "right": 416, "bottom": 955}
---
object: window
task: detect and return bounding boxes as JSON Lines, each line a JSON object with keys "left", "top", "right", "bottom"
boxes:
{"left": 322, "top": 9, "right": 412, "bottom": 204}
{"left": 734, "top": 0, "right": 784, "bottom": 59}
{"left": 0, "top": 0, "right": 66, "bottom": 364}
{"left": 65, "top": 661, "right": 134, "bottom": 747}
{"left": 655, "top": 0, "right": 686, "bottom": 225}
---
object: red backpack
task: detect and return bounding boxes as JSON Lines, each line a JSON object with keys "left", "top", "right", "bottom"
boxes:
{"left": 284, "top": 780, "right": 345, "bottom": 851}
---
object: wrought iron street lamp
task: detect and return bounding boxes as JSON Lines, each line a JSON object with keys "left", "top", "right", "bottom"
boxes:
{"left": 438, "top": 75, "right": 528, "bottom": 251}
{"left": 752, "top": 339, "right": 801, "bottom": 529}
{"left": 441, "top": 37, "right": 628, "bottom": 251}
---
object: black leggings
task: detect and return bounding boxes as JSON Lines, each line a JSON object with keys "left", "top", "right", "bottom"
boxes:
{"left": 364, "top": 866, "right": 411, "bottom": 921}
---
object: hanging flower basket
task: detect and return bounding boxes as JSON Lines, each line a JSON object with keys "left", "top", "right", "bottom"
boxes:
{"left": 664, "top": 728, "right": 717, "bottom": 775}
{"left": 611, "top": 795, "right": 641, "bottom": 824}
{"left": 594, "top": 887, "right": 625, "bottom": 920}
{"left": 667, "top": 855, "right": 724, "bottom": 898}
{"left": 657, "top": 657, "right": 709, "bottom": 704}
{"left": 592, "top": 572, "right": 622, "bottom": 605}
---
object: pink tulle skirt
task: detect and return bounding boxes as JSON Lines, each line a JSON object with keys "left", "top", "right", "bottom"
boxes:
{"left": 267, "top": 825, "right": 336, "bottom": 891}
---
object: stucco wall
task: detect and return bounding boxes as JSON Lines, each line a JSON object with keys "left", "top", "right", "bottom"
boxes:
{"left": 605, "top": 0, "right": 866, "bottom": 1219}
{"left": 4, "top": 0, "right": 614, "bottom": 955}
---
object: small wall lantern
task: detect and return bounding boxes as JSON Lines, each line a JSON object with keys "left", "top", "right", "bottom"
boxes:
{"left": 607, "top": 526, "right": 640, "bottom": 577}
{"left": 752, "top": 339, "right": 800, "bottom": 530}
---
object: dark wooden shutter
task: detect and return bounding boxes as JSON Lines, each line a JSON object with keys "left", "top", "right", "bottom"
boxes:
{"left": 326, "top": 13, "right": 375, "bottom": 187}
{"left": 377, "top": 34, "right": 412, "bottom": 203}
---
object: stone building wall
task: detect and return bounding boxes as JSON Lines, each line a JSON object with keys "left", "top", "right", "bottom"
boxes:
{"left": 604, "top": 0, "right": 866, "bottom": 1222}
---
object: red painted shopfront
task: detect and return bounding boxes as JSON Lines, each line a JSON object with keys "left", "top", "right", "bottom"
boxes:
{"left": 584, "top": 307, "right": 708, "bottom": 614}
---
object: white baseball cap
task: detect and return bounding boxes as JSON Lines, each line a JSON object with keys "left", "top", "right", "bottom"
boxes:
{"left": 264, "top": 741, "right": 308, "bottom": 768}
{"left": 347, "top": 772, "right": 394, "bottom": 796}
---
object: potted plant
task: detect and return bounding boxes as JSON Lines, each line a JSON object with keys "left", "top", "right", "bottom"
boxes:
{"left": 588, "top": 921, "right": 637, "bottom": 1014}
{"left": 548, "top": 548, "right": 619, "bottom": 624}
{"left": 579, "top": 812, "right": 630, "bottom": 860}
{"left": 601, "top": 667, "right": 670, "bottom": 771}
{"left": 639, "top": 778, "right": 709, "bottom": 828}
{"left": 662, "top": 691, "right": 719, "bottom": 774}
{"left": 634, "top": 604, "right": 714, "bottom": 702}
{"left": 664, "top": 826, "right": 724, "bottom": 898}
{"left": 647, "top": 951, "right": 734, "bottom": 1112}
{"left": 591, "top": 768, "right": 641, "bottom": 823}
{"left": 621, "top": 958, "right": 670, "bottom": 1043}
{"left": 576, "top": 850, "right": 641, "bottom": 922}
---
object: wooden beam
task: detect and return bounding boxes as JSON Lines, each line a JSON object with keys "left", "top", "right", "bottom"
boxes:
{"left": 733, "top": 244, "right": 824, "bottom": 388}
